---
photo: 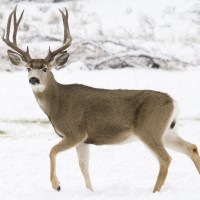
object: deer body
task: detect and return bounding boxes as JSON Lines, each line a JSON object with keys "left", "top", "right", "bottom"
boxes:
{"left": 3, "top": 7, "right": 200, "bottom": 194}
{"left": 33, "top": 71, "right": 173, "bottom": 146}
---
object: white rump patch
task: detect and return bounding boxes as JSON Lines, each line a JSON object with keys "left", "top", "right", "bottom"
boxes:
{"left": 163, "top": 100, "right": 179, "bottom": 143}
{"left": 165, "top": 100, "right": 179, "bottom": 133}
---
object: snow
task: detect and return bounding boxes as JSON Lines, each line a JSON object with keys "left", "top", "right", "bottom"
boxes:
{"left": 1, "top": 65, "right": 200, "bottom": 200}
{"left": 0, "top": 65, "right": 200, "bottom": 120}
{"left": 1, "top": 0, "right": 200, "bottom": 199}
{"left": 1, "top": 0, "right": 200, "bottom": 70}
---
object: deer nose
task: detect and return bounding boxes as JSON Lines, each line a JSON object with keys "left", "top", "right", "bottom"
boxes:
{"left": 29, "top": 77, "right": 40, "bottom": 85}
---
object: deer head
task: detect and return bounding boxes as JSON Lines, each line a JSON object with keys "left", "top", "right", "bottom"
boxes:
{"left": 2, "top": 6, "right": 72, "bottom": 90}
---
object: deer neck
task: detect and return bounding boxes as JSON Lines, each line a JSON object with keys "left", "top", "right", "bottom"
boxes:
{"left": 32, "top": 72, "right": 60, "bottom": 117}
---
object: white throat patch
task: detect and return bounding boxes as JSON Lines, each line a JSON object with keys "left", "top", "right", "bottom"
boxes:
{"left": 31, "top": 84, "right": 46, "bottom": 93}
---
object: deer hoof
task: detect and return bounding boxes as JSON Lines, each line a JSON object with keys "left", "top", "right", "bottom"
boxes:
{"left": 57, "top": 186, "right": 61, "bottom": 191}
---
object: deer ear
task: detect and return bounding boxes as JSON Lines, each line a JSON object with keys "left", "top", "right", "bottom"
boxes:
{"left": 7, "top": 50, "right": 27, "bottom": 66}
{"left": 50, "top": 51, "right": 69, "bottom": 66}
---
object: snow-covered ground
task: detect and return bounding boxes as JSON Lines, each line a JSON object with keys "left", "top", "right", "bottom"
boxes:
{"left": 0, "top": 65, "right": 200, "bottom": 200}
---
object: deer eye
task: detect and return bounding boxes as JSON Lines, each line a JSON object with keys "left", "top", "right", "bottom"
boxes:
{"left": 27, "top": 67, "right": 32, "bottom": 72}
{"left": 42, "top": 68, "right": 47, "bottom": 72}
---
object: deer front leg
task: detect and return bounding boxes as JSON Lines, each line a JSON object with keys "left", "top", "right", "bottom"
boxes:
{"left": 49, "top": 137, "right": 76, "bottom": 191}
{"left": 76, "top": 143, "right": 94, "bottom": 192}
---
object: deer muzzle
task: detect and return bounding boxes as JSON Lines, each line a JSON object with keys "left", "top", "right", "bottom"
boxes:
{"left": 29, "top": 77, "right": 40, "bottom": 85}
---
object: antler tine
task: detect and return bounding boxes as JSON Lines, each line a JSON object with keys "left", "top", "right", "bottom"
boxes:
{"left": 44, "top": 8, "right": 72, "bottom": 63}
{"left": 6, "top": 10, "right": 14, "bottom": 40}
{"left": 64, "top": 8, "right": 68, "bottom": 44}
{"left": 60, "top": 8, "right": 69, "bottom": 44}
{"left": 2, "top": 6, "right": 31, "bottom": 62}
{"left": 13, "top": 6, "right": 24, "bottom": 45}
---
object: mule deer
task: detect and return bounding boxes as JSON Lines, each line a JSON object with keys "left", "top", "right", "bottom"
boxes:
{"left": 2, "top": 7, "right": 200, "bottom": 193}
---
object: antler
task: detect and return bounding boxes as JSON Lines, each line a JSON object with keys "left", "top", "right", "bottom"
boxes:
{"left": 44, "top": 8, "right": 72, "bottom": 63}
{"left": 2, "top": 6, "right": 32, "bottom": 62}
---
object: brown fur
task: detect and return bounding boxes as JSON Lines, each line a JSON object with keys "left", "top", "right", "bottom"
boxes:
{"left": 3, "top": 7, "right": 200, "bottom": 193}
{"left": 32, "top": 71, "right": 173, "bottom": 146}
{"left": 25, "top": 63, "right": 200, "bottom": 193}
{"left": 5, "top": 55, "right": 200, "bottom": 194}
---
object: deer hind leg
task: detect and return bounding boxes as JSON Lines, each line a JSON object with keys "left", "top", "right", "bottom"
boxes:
{"left": 163, "top": 131, "right": 200, "bottom": 174}
{"left": 76, "top": 143, "right": 94, "bottom": 192}
{"left": 49, "top": 137, "right": 77, "bottom": 191}
{"left": 139, "top": 134, "right": 172, "bottom": 193}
